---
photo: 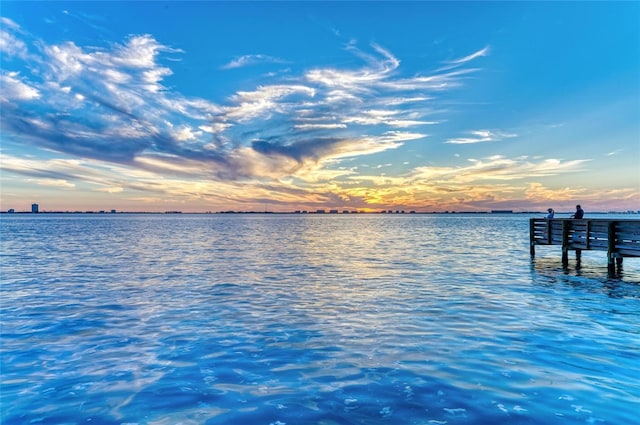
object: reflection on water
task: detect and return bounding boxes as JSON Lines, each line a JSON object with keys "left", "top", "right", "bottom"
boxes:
{"left": 532, "top": 245, "right": 640, "bottom": 300}
{"left": 1, "top": 214, "right": 639, "bottom": 424}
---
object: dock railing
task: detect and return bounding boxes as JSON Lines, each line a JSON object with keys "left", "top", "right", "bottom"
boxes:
{"left": 530, "top": 218, "right": 640, "bottom": 271}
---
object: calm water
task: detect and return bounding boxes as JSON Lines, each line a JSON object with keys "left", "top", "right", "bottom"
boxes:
{"left": 1, "top": 214, "right": 639, "bottom": 425}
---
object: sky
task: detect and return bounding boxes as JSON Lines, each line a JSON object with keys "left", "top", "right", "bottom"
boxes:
{"left": 1, "top": 1, "right": 639, "bottom": 213}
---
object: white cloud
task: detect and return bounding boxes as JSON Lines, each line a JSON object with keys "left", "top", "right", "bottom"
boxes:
{"left": 101, "top": 68, "right": 131, "bottom": 84}
{"left": 406, "top": 155, "right": 590, "bottom": 187}
{"left": 230, "top": 84, "right": 316, "bottom": 103}
{"left": 294, "top": 123, "right": 347, "bottom": 130}
{"left": 387, "top": 119, "right": 435, "bottom": 128}
{"left": 448, "top": 46, "right": 490, "bottom": 65}
{"left": 113, "top": 35, "right": 177, "bottom": 68}
{"left": 0, "top": 17, "right": 20, "bottom": 30}
{"left": 142, "top": 68, "right": 172, "bottom": 88}
{"left": 0, "top": 27, "right": 27, "bottom": 58}
{"left": 26, "top": 178, "right": 75, "bottom": 188}
{"left": 170, "top": 125, "right": 202, "bottom": 142}
{"left": 224, "top": 84, "right": 316, "bottom": 121}
{"left": 221, "top": 54, "right": 288, "bottom": 70}
{"left": 41, "top": 35, "right": 176, "bottom": 98}
{"left": 199, "top": 123, "right": 232, "bottom": 134}
{"left": 327, "top": 131, "right": 426, "bottom": 160}
{"left": 0, "top": 71, "right": 40, "bottom": 102}
{"left": 97, "top": 186, "right": 124, "bottom": 193}
{"left": 44, "top": 42, "right": 89, "bottom": 80}
{"left": 446, "top": 129, "right": 517, "bottom": 144}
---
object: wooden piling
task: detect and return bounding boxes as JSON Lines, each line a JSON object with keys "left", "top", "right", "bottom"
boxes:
{"left": 607, "top": 221, "right": 615, "bottom": 270}
{"left": 561, "top": 219, "right": 570, "bottom": 267}
{"left": 529, "top": 219, "right": 536, "bottom": 256}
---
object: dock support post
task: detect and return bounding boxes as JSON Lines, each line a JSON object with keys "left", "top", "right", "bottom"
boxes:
{"left": 529, "top": 219, "right": 536, "bottom": 257}
{"left": 607, "top": 221, "right": 617, "bottom": 273}
{"left": 562, "top": 220, "right": 570, "bottom": 267}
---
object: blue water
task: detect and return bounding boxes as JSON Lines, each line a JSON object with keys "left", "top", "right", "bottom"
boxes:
{"left": 1, "top": 214, "right": 639, "bottom": 424}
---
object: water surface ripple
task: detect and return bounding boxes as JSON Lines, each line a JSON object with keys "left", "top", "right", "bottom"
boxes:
{"left": 1, "top": 214, "right": 639, "bottom": 424}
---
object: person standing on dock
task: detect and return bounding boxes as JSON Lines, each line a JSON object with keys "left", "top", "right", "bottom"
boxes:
{"left": 546, "top": 208, "right": 555, "bottom": 218}
{"left": 571, "top": 204, "right": 584, "bottom": 219}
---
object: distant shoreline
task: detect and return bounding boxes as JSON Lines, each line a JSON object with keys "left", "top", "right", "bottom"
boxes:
{"left": 2, "top": 210, "right": 639, "bottom": 216}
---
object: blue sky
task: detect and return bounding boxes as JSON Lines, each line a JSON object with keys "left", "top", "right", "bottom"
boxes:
{"left": 1, "top": 1, "right": 638, "bottom": 212}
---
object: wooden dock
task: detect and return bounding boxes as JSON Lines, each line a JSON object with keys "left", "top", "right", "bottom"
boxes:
{"left": 530, "top": 218, "right": 640, "bottom": 272}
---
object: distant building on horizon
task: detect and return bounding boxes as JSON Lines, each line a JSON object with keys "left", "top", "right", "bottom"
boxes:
{"left": 31, "top": 203, "right": 39, "bottom": 213}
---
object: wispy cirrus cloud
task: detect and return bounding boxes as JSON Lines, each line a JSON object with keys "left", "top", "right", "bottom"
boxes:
{"left": 448, "top": 46, "right": 490, "bottom": 65}
{"left": 0, "top": 71, "right": 40, "bottom": 101}
{"left": 0, "top": 19, "right": 28, "bottom": 59}
{"left": 445, "top": 129, "right": 517, "bottom": 144}
{"left": 353, "top": 155, "right": 589, "bottom": 188}
{"left": 26, "top": 178, "right": 76, "bottom": 189}
{"left": 434, "top": 46, "right": 490, "bottom": 73}
{"left": 221, "top": 54, "right": 288, "bottom": 70}
{"left": 342, "top": 109, "right": 438, "bottom": 128}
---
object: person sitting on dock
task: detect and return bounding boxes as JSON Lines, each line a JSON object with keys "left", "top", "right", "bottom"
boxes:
{"left": 571, "top": 204, "right": 584, "bottom": 219}
{"left": 546, "top": 208, "right": 555, "bottom": 219}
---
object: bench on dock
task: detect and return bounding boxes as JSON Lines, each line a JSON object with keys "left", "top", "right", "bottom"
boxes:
{"left": 530, "top": 218, "right": 640, "bottom": 271}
